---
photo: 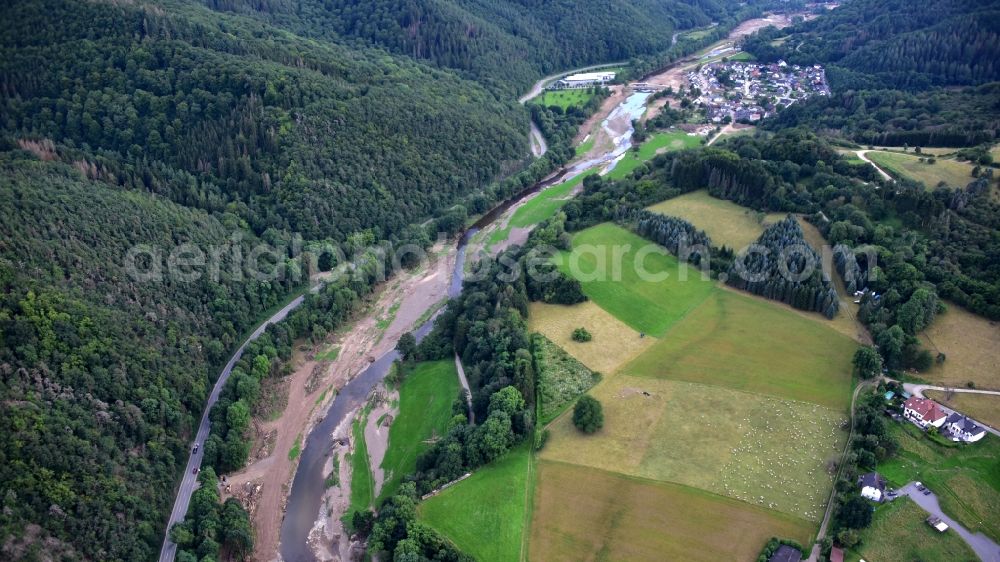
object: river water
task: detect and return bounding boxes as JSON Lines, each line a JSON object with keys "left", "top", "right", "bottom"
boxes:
{"left": 277, "top": 90, "right": 651, "bottom": 562}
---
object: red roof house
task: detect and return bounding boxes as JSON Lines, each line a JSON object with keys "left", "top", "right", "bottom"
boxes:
{"left": 902, "top": 396, "right": 947, "bottom": 428}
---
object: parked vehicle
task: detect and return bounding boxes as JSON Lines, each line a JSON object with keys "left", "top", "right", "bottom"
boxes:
{"left": 923, "top": 488, "right": 932, "bottom": 495}
{"left": 915, "top": 482, "right": 925, "bottom": 491}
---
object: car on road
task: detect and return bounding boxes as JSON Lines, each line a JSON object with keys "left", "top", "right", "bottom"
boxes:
{"left": 193, "top": 443, "right": 199, "bottom": 454}
{"left": 192, "top": 467, "right": 199, "bottom": 475}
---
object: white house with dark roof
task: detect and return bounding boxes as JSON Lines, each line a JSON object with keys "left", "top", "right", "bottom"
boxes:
{"left": 945, "top": 413, "right": 986, "bottom": 443}
{"left": 858, "top": 472, "right": 886, "bottom": 502}
{"left": 902, "top": 396, "right": 948, "bottom": 428}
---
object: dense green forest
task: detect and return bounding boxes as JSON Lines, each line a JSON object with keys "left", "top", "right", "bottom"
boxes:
{"left": 744, "top": 0, "right": 1000, "bottom": 91}
{"left": 0, "top": 0, "right": 696, "bottom": 559}
{"left": 1, "top": 0, "right": 529, "bottom": 243}
{"left": 742, "top": 0, "right": 1000, "bottom": 147}
{"left": 193, "top": 0, "right": 744, "bottom": 95}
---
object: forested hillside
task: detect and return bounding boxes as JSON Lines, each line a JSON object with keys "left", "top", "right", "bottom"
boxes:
{"left": 744, "top": 0, "right": 1000, "bottom": 91}
{"left": 195, "top": 0, "right": 741, "bottom": 94}
{"left": 0, "top": 155, "right": 296, "bottom": 560}
{"left": 0, "top": 0, "right": 695, "bottom": 559}
{"left": 1, "top": 0, "right": 533, "bottom": 243}
{"left": 743, "top": 0, "right": 1000, "bottom": 147}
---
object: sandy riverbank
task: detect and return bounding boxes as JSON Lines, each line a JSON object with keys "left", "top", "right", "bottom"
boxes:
{"left": 222, "top": 243, "right": 456, "bottom": 561}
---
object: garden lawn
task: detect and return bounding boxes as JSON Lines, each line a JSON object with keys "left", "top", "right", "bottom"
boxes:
{"left": 418, "top": 445, "right": 532, "bottom": 562}
{"left": 378, "top": 360, "right": 460, "bottom": 501}
{"left": 539, "top": 377, "right": 847, "bottom": 521}
{"left": 646, "top": 189, "right": 786, "bottom": 250}
{"left": 606, "top": 130, "right": 702, "bottom": 180}
{"left": 531, "top": 334, "right": 601, "bottom": 425}
{"left": 878, "top": 422, "right": 1000, "bottom": 541}
{"left": 918, "top": 302, "right": 1000, "bottom": 390}
{"left": 866, "top": 151, "right": 977, "bottom": 189}
{"left": 529, "top": 461, "right": 814, "bottom": 562}
{"left": 623, "top": 289, "right": 856, "bottom": 409}
{"left": 845, "top": 497, "right": 978, "bottom": 562}
{"left": 528, "top": 301, "right": 656, "bottom": 375}
{"left": 555, "top": 223, "right": 716, "bottom": 337}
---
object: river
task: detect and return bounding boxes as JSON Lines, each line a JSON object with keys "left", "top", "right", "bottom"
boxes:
{"left": 278, "top": 87, "right": 652, "bottom": 562}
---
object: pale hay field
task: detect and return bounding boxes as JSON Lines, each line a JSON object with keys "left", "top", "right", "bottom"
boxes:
{"left": 540, "top": 376, "right": 846, "bottom": 521}
{"left": 919, "top": 303, "right": 1000, "bottom": 390}
{"left": 528, "top": 301, "right": 656, "bottom": 375}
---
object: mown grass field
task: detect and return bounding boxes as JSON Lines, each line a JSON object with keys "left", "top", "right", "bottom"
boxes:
{"left": 866, "top": 151, "right": 976, "bottom": 189}
{"left": 555, "top": 223, "right": 716, "bottom": 336}
{"left": 878, "top": 423, "right": 1000, "bottom": 541}
{"left": 529, "top": 461, "right": 814, "bottom": 562}
{"left": 528, "top": 301, "right": 656, "bottom": 375}
{"left": 623, "top": 290, "right": 856, "bottom": 409}
{"left": 606, "top": 130, "right": 703, "bottom": 180}
{"left": 378, "top": 360, "right": 460, "bottom": 501}
{"left": 846, "top": 497, "right": 979, "bottom": 562}
{"left": 540, "top": 377, "right": 846, "bottom": 520}
{"left": 418, "top": 445, "right": 532, "bottom": 562}
{"left": 925, "top": 391, "right": 1000, "bottom": 430}
{"left": 646, "top": 189, "right": 785, "bottom": 250}
{"left": 918, "top": 302, "right": 1000, "bottom": 390}
{"left": 531, "top": 334, "right": 601, "bottom": 425}
{"left": 531, "top": 88, "right": 595, "bottom": 109}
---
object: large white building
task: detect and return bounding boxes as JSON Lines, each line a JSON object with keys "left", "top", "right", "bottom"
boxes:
{"left": 555, "top": 71, "right": 616, "bottom": 89}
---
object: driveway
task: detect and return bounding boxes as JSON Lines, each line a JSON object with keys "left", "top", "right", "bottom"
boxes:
{"left": 896, "top": 482, "right": 1000, "bottom": 562}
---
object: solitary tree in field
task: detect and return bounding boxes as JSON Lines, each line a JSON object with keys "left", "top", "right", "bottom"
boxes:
{"left": 573, "top": 396, "right": 604, "bottom": 434}
{"left": 852, "top": 346, "right": 882, "bottom": 379}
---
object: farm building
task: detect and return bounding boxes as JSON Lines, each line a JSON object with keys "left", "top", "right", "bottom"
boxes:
{"left": 858, "top": 472, "right": 886, "bottom": 502}
{"left": 768, "top": 544, "right": 802, "bottom": 562}
{"left": 829, "top": 546, "right": 844, "bottom": 562}
{"left": 902, "top": 396, "right": 947, "bottom": 428}
{"left": 555, "top": 71, "right": 616, "bottom": 89}
{"left": 945, "top": 413, "right": 986, "bottom": 443}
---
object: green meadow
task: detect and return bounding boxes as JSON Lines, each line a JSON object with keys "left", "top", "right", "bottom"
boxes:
{"left": 419, "top": 445, "right": 533, "bottom": 562}
{"left": 606, "top": 130, "right": 703, "bottom": 180}
{"left": 378, "top": 360, "right": 461, "bottom": 501}
{"left": 623, "top": 290, "right": 856, "bottom": 409}
{"left": 555, "top": 223, "right": 716, "bottom": 336}
{"left": 878, "top": 423, "right": 1000, "bottom": 541}
{"left": 531, "top": 88, "right": 595, "bottom": 109}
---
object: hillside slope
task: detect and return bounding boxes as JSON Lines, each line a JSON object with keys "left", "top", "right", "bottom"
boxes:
{"left": 195, "top": 0, "right": 740, "bottom": 94}
{"left": 0, "top": 0, "right": 703, "bottom": 559}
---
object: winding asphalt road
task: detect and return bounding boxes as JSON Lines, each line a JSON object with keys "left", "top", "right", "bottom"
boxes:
{"left": 158, "top": 290, "right": 315, "bottom": 562}
{"left": 896, "top": 482, "right": 1000, "bottom": 562}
